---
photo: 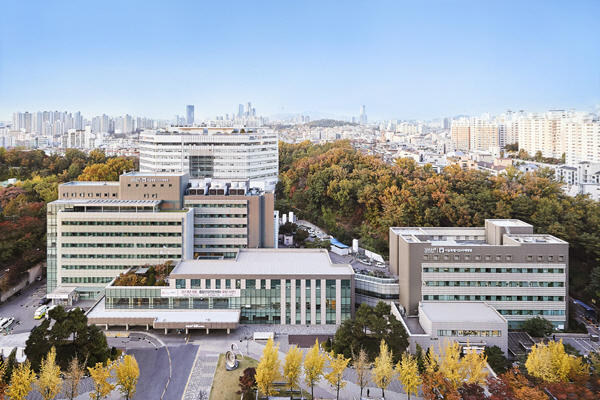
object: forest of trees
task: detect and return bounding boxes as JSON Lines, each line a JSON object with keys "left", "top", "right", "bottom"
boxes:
{"left": 276, "top": 140, "right": 600, "bottom": 306}
{"left": 304, "top": 119, "right": 358, "bottom": 128}
{"left": 0, "top": 148, "right": 136, "bottom": 291}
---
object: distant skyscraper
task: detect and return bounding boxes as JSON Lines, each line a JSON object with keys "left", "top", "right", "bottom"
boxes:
{"left": 238, "top": 104, "right": 244, "bottom": 118}
{"left": 246, "top": 102, "right": 252, "bottom": 117}
{"left": 360, "top": 105, "right": 367, "bottom": 124}
{"left": 186, "top": 105, "right": 194, "bottom": 125}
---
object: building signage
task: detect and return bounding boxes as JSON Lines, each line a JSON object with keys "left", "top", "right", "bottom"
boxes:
{"left": 131, "top": 178, "right": 171, "bottom": 183}
{"left": 424, "top": 247, "right": 473, "bottom": 254}
{"left": 160, "top": 289, "right": 241, "bottom": 298}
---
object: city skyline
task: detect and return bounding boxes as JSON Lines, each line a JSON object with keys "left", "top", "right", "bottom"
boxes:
{"left": 1, "top": 1, "right": 599, "bottom": 121}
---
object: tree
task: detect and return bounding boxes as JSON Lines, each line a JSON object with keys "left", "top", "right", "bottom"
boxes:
{"left": 438, "top": 341, "right": 465, "bottom": 389}
{"left": 64, "top": 356, "right": 86, "bottom": 400}
{"left": 462, "top": 346, "right": 488, "bottom": 385}
{"left": 525, "top": 339, "right": 588, "bottom": 383}
{"left": 397, "top": 353, "right": 421, "bottom": 400}
{"left": 522, "top": 316, "right": 554, "bottom": 337}
{"left": 77, "top": 158, "right": 134, "bottom": 182}
{"left": 485, "top": 345, "right": 509, "bottom": 374}
{"left": 5, "top": 361, "right": 35, "bottom": 400}
{"left": 88, "top": 362, "right": 115, "bottom": 400}
{"left": 115, "top": 355, "right": 139, "bottom": 400}
{"left": 236, "top": 367, "right": 257, "bottom": 400}
{"left": 303, "top": 339, "right": 325, "bottom": 400}
{"left": 256, "top": 337, "right": 281, "bottom": 397}
{"left": 283, "top": 345, "right": 303, "bottom": 400}
{"left": 36, "top": 347, "right": 63, "bottom": 400}
{"left": 352, "top": 348, "right": 370, "bottom": 397}
{"left": 458, "top": 382, "right": 486, "bottom": 400}
{"left": 325, "top": 351, "right": 350, "bottom": 400}
{"left": 372, "top": 339, "right": 395, "bottom": 399}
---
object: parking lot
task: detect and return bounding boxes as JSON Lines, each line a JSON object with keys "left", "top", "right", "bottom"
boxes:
{"left": 0, "top": 279, "right": 49, "bottom": 335}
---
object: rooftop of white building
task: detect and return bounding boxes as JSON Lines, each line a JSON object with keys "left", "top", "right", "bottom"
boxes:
{"left": 420, "top": 302, "right": 507, "bottom": 324}
{"left": 171, "top": 249, "right": 354, "bottom": 277}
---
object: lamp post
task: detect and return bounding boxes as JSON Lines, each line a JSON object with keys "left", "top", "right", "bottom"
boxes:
{"left": 122, "top": 340, "right": 128, "bottom": 354}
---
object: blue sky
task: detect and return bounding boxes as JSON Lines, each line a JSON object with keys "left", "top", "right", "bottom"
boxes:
{"left": 1, "top": 0, "right": 599, "bottom": 121}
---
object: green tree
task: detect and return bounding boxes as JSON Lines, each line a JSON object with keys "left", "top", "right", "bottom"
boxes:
{"left": 485, "top": 345, "right": 509, "bottom": 374}
{"left": 6, "top": 361, "right": 35, "bottom": 400}
{"left": 522, "top": 316, "right": 554, "bottom": 337}
{"left": 115, "top": 355, "right": 139, "bottom": 400}
{"left": 372, "top": 340, "right": 395, "bottom": 399}
{"left": 325, "top": 351, "right": 350, "bottom": 400}
{"left": 36, "top": 347, "right": 63, "bottom": 400}
{"left": 303, "top": 339, "right": 326, "bottom": 400}
{"left": 256, "top": 337, "right": 281, "bottom": 397}
{"left": 283, "top": 345, "right": 303, "bottom": 400}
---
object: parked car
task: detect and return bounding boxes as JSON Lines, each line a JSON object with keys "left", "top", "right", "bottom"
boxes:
{"left": 15, "top": 290, "right": 22, "bottom": 296}
{"left": 359, "top": 259, "right": 372, "bottom": 266}
{"left": 375, "top": 262, "right": 386, "bottom": 268}
{"left": 38, "top": 297, "right": 51, "bottom": 306}
{"left": 0, "top": 317, "right": 15, "bottom": 331}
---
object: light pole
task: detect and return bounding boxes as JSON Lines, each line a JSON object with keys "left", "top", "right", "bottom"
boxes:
{"left": 122, "top": 340, "right": 128, "bottom": 354}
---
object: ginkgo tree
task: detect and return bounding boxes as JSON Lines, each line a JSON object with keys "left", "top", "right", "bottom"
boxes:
{"left": 372, "top": 339, "right": 395, "bottom": 399}
{"left": 256, "top": 337, "right": 281, "bottom": 397}
{"left": 397, "top": 353, "right": 422, "bottom": 400}
{"left": 525, "top": 339, "right": 589, "bottom": 383}
{"left": 115, "top": 355, "right": 140, "bottom": 400}
{"left": 352, "top": 348, "right": 370, "bottom": 397}
{"left": 325, "top": 351, "right": 350, "bottom": 400}
{"left": 36, "top": 346, "right": 63, "bottom": 400}
{"left": 283, "top": 345, "right": 303, "bottom": 400}
{"left": 303, "top": 339, "right": 326, "bottom": 400}
{"left": 5, "top": 361, "right": 35, "bottom": 400}
{"left": 88, "top": 361, "right": 115, "bottom": 400}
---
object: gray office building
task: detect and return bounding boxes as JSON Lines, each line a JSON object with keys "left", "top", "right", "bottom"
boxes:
{"left": 390, "top": 219, "right": 568, "bottom": 330}
{"left": 186, "top": 105, "right": 194, "bottom": 125}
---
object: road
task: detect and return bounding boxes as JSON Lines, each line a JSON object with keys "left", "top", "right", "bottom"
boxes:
{"left": 0, "top": 279, "right": 48, "bottom": 334}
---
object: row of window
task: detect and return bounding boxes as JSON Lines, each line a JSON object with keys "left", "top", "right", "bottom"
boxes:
{"left": 194, "top": 214, "right": 247, "bottom": 218}
{"left": 194, "top": 224, "right": 247, "bottom": 229}
{"left": 437, "top": 330, "right": 502, "bottom": 337}
{"left": 62, "top": 265, "right": 130, "bottom": 270}
{"left": 194, "top": 234, "right": 247, "bottom": 239}
{"left": 62, "top": 221, "right": 181, "bottom": 226}
{"left": 62, "top": 232, "right": 182, "bottom": 237}
{"left": 127, "top": 183, "right": 173, "bottom": 188}
{"left": 423, "top": 254, "right": 564, "bottom": 262}
{"left": 62, "top": 277, "right": 114, "bottom": 284}
{"left": 499, "top": 310, "right": 565, "bottom": 316}
{"left": 62, "top": 243, "right": 182, "bottom": 248}
{"left": 62, "top": 254, "right": 181, "bottom": 259}
{"left": 194, "top": 245, "right": 246, "bottom": 249}
{"left": 424, "top": 281, "right": 564, "bottom": 287}
{"left": 423, "top": 267, "right": 564, "bottom": 274}
{"left": 423, "top": 295, "right": 564, "bottom": 302}
{"left": 186, "top": 203, "right": 247, "bottom": 208}
{"left": 63, "top": 192, "right": 118, "bottom": 198}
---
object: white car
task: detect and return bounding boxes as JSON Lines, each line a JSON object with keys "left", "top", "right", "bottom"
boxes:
{"left": 359, "top": 259, "right": 372, "bottom": 266}
{"left": 375, "top": 262, "right": 386, "bottom": 268}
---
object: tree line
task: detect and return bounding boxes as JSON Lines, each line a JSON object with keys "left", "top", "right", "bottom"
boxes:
{"left": 0, "top": 148, "right": 135, "bottom": 291}
{"left": 276, "top": 140, "right": 600, "bottom": 306}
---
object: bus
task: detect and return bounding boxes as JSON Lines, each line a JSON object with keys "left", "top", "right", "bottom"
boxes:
{"left": 34, "top": 305, "right": 49, "bottom": 320}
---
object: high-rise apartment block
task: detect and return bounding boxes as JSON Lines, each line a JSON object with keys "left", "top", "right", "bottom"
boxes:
{"left": 360, "top": 105, "right": 368, "bottom": 124}
{"left": 139, "top": 126, "right": 279, "bottom": 189}
{"left": 389, "top": 219, "right": 568, "bottom": 330}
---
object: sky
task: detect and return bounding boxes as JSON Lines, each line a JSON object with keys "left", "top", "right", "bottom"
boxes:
{"left": 1, "top": 0, "right": 599, "bottom": 121}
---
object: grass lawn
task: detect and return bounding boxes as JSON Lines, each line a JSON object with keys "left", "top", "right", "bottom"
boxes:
{"left": 209, "top": 353, "right": 259, "bottom": 400}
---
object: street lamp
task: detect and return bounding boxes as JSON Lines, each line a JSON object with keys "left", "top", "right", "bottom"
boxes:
{"left": 122, "top": 340, "right": 128, "bottom": 354}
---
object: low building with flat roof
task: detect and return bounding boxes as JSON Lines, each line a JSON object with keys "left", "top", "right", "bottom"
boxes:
{"left": 390, "top": 219, "right": 569, "bottom": 330}
{"left": 395, "top": 302, "right": 508, "bottom": 355}
{"left": 87, "top": 249, "right": 354, "bottom": 332}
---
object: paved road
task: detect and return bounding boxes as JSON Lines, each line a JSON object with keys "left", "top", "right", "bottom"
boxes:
{"left": 0, "top": 279, "right": 48, "bottom": 335}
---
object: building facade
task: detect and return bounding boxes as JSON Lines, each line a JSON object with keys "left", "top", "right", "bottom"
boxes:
{"left": 87, "top": 249, "right": 354, "bottom": 331}
{"left": 389, "top": 219, "right": 569, "bottom": 329}
{"left": 49, "top": 172, "right": 277, "bottom": 296}
{"left": 138, "top": 126, "right": 279, "bottom": 189}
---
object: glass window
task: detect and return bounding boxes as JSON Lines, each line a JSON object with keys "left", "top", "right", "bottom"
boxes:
{"left": 176, "top": 279, "right": 186, "bottom": 289}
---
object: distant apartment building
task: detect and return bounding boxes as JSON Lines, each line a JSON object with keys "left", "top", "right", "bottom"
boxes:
{"left": 451, "top": 116, "right": 498, "bottom": 152}
{"left": 48, "top": 172, "right": 277, "bottom": 297}
{"left": 389, "top": 219, "right": 568, "bottom": 330}
{"left": 139, "top": 126, "right": 279, "bottom": 190}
